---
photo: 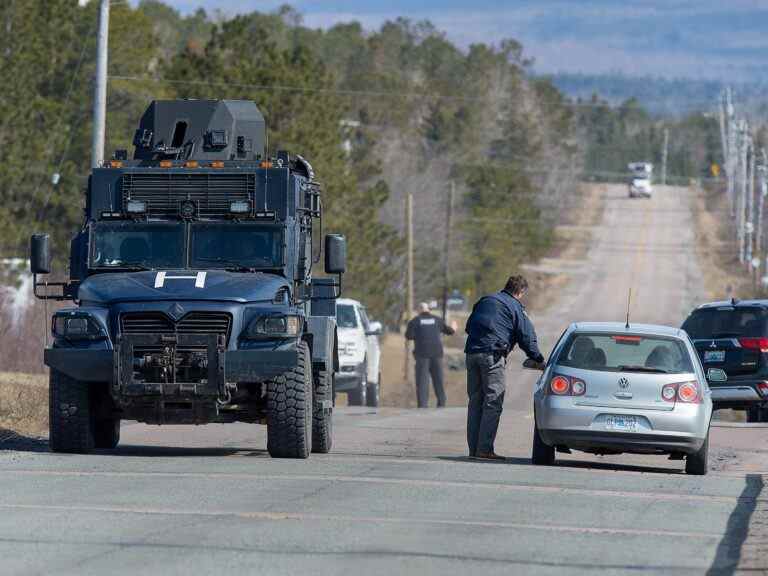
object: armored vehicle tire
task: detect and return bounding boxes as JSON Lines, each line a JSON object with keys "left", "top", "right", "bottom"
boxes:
{"left": 686, "top": 434, "right": 709, "bottom": 476}
{"left": 311, "top": 369, "right": 333, "bottom": 454}
{"left": 49, "top": 370, "right": 95, "bottom": 453}
{"left": 531, "top": 421, "right": 555, "bottom": 465}
{"left": 95, "top": 418, "right": 120, "bottom": 449}
{"left": 366, "top": 374, "right": 380, "bottom": 407}
{"left": 347, "top": 362, "right": 368, "bottom": 406}
{"left": 267, "top": 342, "right": 312, "bottom": 459}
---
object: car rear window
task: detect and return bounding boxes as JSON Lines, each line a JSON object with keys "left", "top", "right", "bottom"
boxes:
{"left": 556, "top": 333, "right": 694, "bottom": 374}
{"left": 682, "top": 307, "right": 768, "bottom": 340}
{"left": 336, "top": 304, "right": 358, "bottom": 328}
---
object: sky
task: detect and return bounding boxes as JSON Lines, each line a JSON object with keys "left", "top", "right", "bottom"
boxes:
{"left": 144, "top": 0, "right": 768, "bottom": 81}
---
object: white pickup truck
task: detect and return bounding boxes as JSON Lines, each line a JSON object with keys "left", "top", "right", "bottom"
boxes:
{"left": 334, "top": 298, "right": 382, "bottom": 406}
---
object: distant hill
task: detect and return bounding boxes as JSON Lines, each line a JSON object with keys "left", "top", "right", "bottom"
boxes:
{"left": 547, "top": 73, "right": 768, "bottom": 118}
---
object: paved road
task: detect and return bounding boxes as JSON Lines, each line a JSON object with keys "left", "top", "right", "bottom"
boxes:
{"left": 1, "top": 185, "right": 766, "bottom": 574}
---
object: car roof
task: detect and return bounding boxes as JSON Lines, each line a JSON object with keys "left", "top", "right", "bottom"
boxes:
{"left": 336, "top": 298, "right": 361, "bottom": 307}
{"left": 570, "top": 322, "right": 686, "bottom": 338}
{"left": 694, "top": 299, "right": 768, "bottom": 310}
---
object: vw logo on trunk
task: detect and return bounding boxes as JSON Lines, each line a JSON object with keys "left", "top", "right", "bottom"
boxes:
{"left": 618, "top": 377, "right": 630, "bottom": 390}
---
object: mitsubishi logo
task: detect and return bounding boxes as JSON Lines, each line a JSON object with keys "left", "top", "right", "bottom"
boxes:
{"left": 710, "top": 340, "right": 717, "bottom": 349}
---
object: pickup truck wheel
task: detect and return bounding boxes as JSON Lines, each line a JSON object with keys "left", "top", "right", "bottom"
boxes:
{"left": 531, "top": 420, "right": 555, "bottom": 465}
{"left": 685, "top": 434, "right": 709, "bottom": 475}
{"left": 347, "top": 363, "right": 367, "bottom": 406}
{"left": 49, "top": 369, "right": 95, "bottom": 453}
{"left": 366, "top": 373, "right": 380, "bottom": 407}
{"left": 95, "top": 418, "right": 120, "bottom": 449}
{"left": 311, "top": 369, "right": 333, "bottom": 454}
{"left": 267, "top": 342, "right": 312, "bottom": 459}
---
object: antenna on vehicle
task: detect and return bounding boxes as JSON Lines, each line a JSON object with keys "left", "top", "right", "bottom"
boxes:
{"left": 625, "top": 288, "right": 632, "bottom": 329}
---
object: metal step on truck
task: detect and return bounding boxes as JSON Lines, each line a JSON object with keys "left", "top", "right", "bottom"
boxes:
{"left": 31, "top": 99, "right": 345, "bottom": 458}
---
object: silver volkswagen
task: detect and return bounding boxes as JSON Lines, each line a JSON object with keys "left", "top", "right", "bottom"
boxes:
{"left": 530, "top": 322, "right": 713, "bottom": 474}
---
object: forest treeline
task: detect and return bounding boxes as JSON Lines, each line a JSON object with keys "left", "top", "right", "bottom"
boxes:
{"left": 0, "top": 1, "right": 723, "bottom": 324}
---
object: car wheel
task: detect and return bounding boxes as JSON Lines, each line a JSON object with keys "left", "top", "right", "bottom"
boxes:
{"left": 531, "top": 420, "right": 555, "bottom": 465}
{"left": 366, "top": 373, "right": 380, "bottom": 408}
{"left": 747, "top": 406, "right": 761, "bottom": 423}
{"left": 685, "top": 433, "right": 708, "bottom": 476}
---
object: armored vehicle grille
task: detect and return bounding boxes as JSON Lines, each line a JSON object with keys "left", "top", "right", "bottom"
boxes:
{"left": 120, "top": 311, "right": 232, "bottom": 343}
{"left": 122, "top": 173, "right": 255, "bottom": 218}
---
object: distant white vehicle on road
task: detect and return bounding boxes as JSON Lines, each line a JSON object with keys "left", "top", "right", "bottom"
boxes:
{"left": 334, "top": 298, "right": 382, "bottom": 407}
{"left": 629, "top": 177, "right": 653, "bottom": 198}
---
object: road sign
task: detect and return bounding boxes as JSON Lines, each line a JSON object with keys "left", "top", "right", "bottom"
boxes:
{"left": 711, "top": 163, "right": 721, "bottom": 177}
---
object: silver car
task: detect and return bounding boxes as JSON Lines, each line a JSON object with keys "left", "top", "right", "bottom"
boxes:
{"left": 530, "top": 322, "right": 713, "bottom": 475}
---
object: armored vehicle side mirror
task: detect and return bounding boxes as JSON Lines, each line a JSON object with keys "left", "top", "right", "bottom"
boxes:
{"left": 367, "top": 321, "right": 383, "bottom": 337}
{"left": 706, "top": 368, "right": 727, "bottom": 383}
{"left": 522, "top": 358, "right": 545, "bottom": 371}
{"left": 324, "top": 234, "right": 346, "bottom": 275}
{"left": 30, "top": 234, "right": 51, "bottom": 275}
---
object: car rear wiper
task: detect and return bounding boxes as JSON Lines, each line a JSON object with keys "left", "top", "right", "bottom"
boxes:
{"left": 618, "top": 365, "right": 669, "bottom": 374}
{"left": 711, "top": 332, "right": 740, "bottom": 338}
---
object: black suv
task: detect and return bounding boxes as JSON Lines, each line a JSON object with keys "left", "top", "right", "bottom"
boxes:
{"left": 681, "top": 299, "right": 768, "bottom": 422}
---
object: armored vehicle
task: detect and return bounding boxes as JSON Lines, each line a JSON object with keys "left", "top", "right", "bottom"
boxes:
{"left": 30, "top": 99, "right": 345, "bottom": 459}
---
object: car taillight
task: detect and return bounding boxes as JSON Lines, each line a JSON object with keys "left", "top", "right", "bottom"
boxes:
{"left": 739, "top": 337, "right": 768, "bottom": 353}
{"left": 758, "top": 382, "right": 768, "bottom": 396}
{"left": 549, "top": 374, "right": 586, "bottom": 396}
{"left": 662, "top": 381, "right": 701, "bottom": 403}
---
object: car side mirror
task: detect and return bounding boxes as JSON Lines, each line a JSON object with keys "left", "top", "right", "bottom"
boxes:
{"left": 367, "top": 321, "right": 383, "bottom": 336}
{"left": 706, "top": 368, "right": 727, "bottom": 383}
{"left": 522, "top": 358, "right": 545, "bottom": 371}
{"left": 324, "top": 234, "right": 346, "bottom": 274}
{"left": 30, "top": 234, "right": 51, "bottom": 274}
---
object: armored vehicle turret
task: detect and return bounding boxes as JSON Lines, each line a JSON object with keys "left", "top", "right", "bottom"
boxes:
{"left": 31, "top": 99, "right": 346, "bottom": 458}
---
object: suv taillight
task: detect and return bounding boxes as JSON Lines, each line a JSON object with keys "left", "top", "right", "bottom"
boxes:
{"left": 739, "top": 337, "right": 768, "bottom": 353}
{"left": 661, "top": 381, "right": 701, "bottom": 404}
{"left": 549, "top": 374, "right": 586, "bottom": 396}
{"left": 758, "top": 382, "right": 768, "bottom": 396}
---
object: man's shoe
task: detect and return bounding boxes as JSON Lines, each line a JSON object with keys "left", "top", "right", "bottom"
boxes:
{"left": 475, "top": 452, "right": 505, "bottom": 461}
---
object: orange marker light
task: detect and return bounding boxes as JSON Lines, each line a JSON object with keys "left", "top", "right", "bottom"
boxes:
{"left": 159, "top": 160, "right": 173, "bottom": 168}
{"left": 185, "top": 160, "right": 199, "bottom": 168}
{"left": 210, "top": 161, "right": 225, "bottom": 168}
{"left": 108, "top": 160, "right": 123, "bottom": 168}
{"left": 260, "top": 160, "right": 273, "bottom": 169}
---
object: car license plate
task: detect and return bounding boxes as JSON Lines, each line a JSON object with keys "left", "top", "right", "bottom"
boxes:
{"left": 704, "top": 350, "right": 726, "bottom": 363}
{"left": 605, "top": 415, "right": 637, "bottom": 432}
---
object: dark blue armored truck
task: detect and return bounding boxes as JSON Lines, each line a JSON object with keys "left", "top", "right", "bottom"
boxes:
{"left": 30, "top": 99, "right": 345, "bottom": 459}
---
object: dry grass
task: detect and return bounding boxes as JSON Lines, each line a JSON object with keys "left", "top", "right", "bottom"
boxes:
{"left": 0, "top": 372, "right": 48, "bottom": 437}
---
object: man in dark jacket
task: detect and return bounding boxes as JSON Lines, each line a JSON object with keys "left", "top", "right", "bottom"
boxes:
{"left": 464, "top": 275, "right": 544, "bottom": 459}
{"left": 406, "top": 303, "right": 458, "bottom": 408}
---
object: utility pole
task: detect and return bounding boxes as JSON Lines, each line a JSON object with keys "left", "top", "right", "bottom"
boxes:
{"left": 738, "top": 120, "right": 749, "bottom": 264}
{"left": 403, "top": 191, "right": 414, "bottom": 384}
{"left": 760, "top": 149, "right": 768, "bottom": 281}
{"left": 726, "top": 88, "right": 737, "bottom": 216}
{"left": 441, "top": 181, "right": 454, "bottom": 322}
{"left": 746, "top": 137, "right": 756, "bottom": 264}
{"left": 661, "top": 128, "right": 669, "bottom": 186}
{"left": 91, "top": 0, "right": 110, "bottom": 169}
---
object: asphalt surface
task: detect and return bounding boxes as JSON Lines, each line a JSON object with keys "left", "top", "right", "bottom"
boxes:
{"left": 1, "top": 185, "right": 767, "bottom": 575}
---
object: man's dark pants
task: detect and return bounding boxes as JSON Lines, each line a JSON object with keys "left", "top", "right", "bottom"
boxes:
{"left": 415, "top": 356, "right": 446, "bottom": 408}
{"left": 466, "top": 352, "right": 506, "bottom": 456}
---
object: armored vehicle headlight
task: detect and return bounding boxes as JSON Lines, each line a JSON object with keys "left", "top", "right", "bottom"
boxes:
{"left": 125, "top": 200, "right": 147, "bottom": 214}
{"left": 245, "top": 314, "right": 301, "bottom": 338}
{"left": 52, "top": 313, "right": 105, "bottom": 340}
{"left": 230, "top": 200, "right": 252, "bottom": 214}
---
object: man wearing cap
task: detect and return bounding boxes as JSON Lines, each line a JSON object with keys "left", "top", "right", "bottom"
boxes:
{"left": 406, "top": 303, "right": 458, "bottom": 408}
{"left": 464, "top": 275, "right": 544, "bottom": 460}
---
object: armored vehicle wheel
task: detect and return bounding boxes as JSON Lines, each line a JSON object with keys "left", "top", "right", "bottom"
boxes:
{"left": 311, "top": 369, "right": 333, "bottom": 454}
{"left": 686, "top": 434, "right": 709, "bottom": 476}
{"left": 366, "top": 373, "right": 380, "bottom": 407}
{"left": 531, "top": 421, "right": 555, "bottom": 465}
{"left": 49, "top": 370, "right": 95, "bottom": 453}
{"left": 267, "top": 342, "right": 312, "bottom": 459}
{"left": 95, "top": 418, "right": 120, "bottom": 449}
